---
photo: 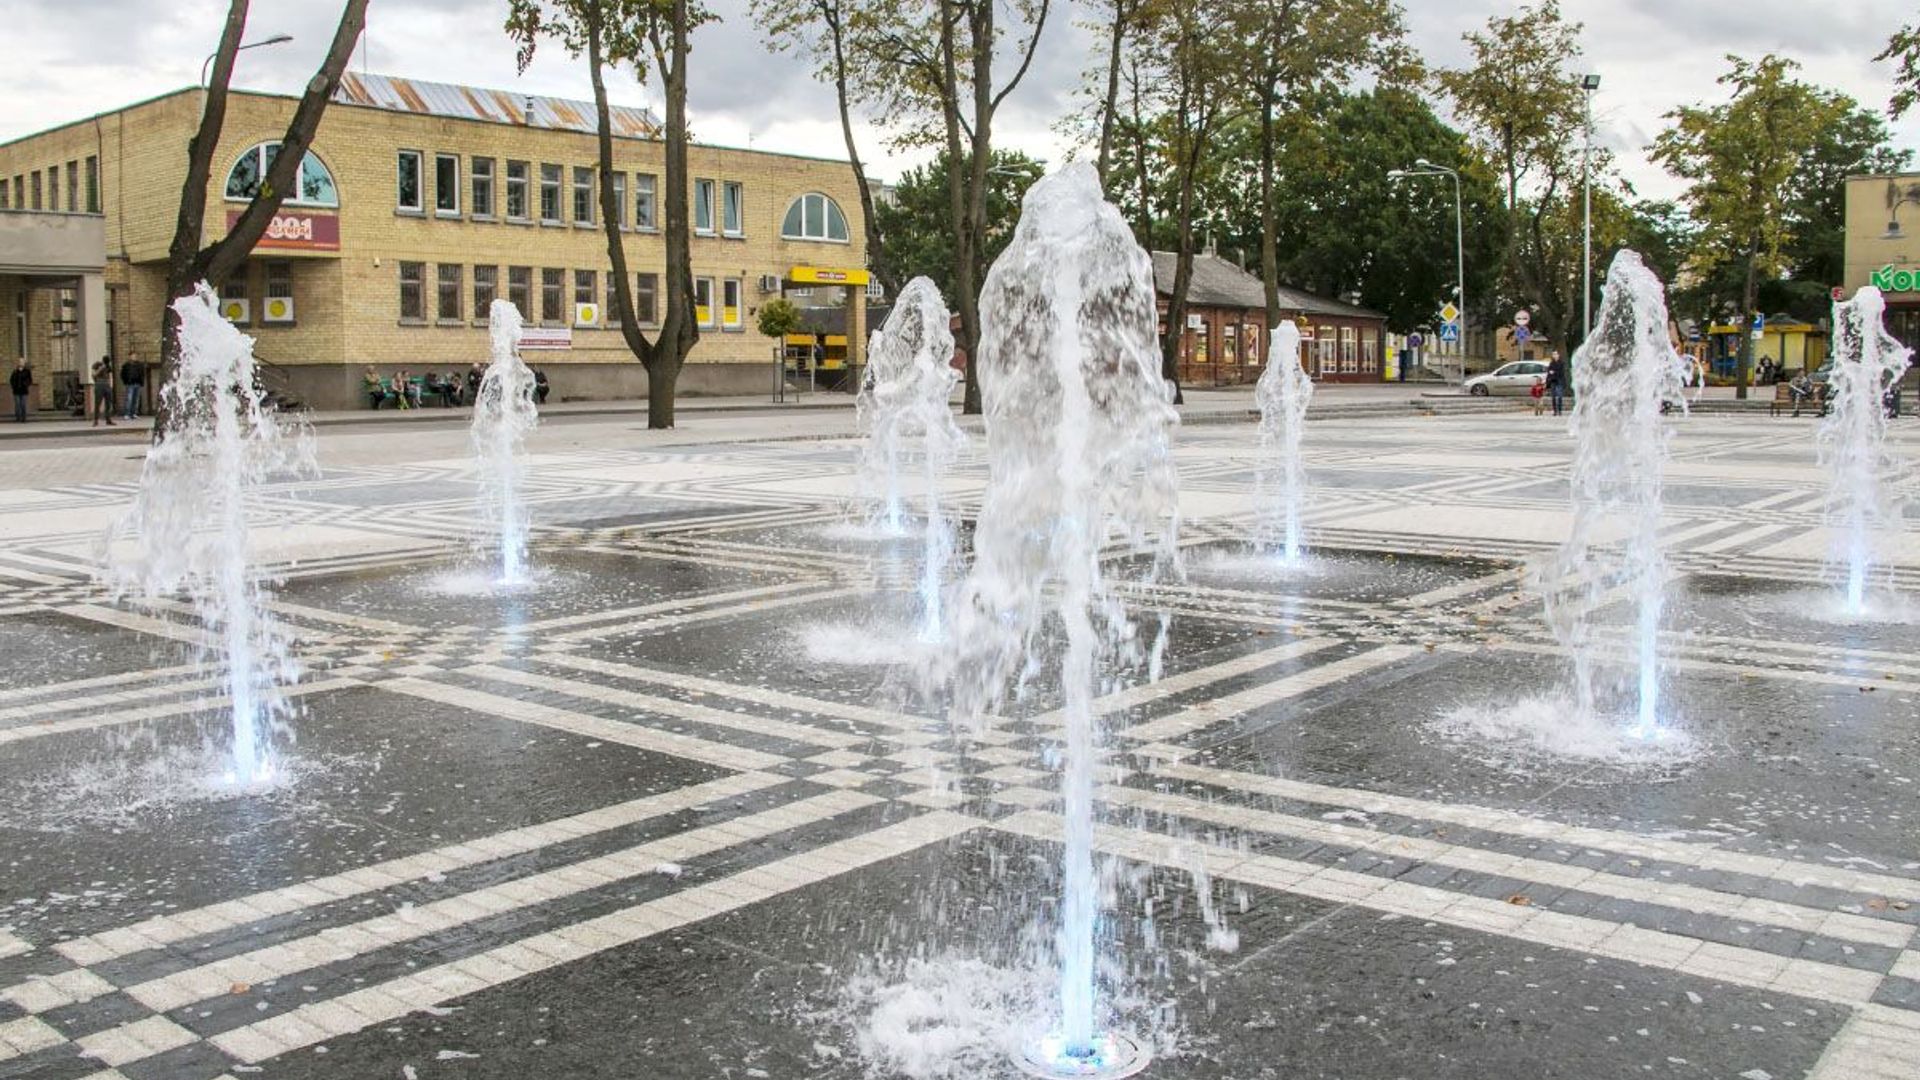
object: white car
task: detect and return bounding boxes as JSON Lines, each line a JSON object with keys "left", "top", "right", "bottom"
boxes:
{"left": 1465, "top": 360, "right": 1549, "bottom": 396}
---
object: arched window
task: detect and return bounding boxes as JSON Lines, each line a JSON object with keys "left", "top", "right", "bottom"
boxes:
{"left": 225, "top": 142, "right": 338, "bottom": 207}
{"left": 780, "top": 192, "right": 849, "bottom": 242}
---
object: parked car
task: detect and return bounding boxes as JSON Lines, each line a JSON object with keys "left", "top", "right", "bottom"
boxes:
{"left": 1464, "top": 360, "right": 1550, "bottom": 396}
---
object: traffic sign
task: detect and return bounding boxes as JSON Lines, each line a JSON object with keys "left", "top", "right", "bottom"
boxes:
{"left": 1407, "top": 333, "right": 1424, "bottom": 349}
{"left": 1751, "top": 313, "right": 1765, "bottom": 340}
{"left": 1514, "top": 325, "right": 1531, "bottom": 344}
{"left": 1438, "top": 322, "right": 1460, "bottom": 343}
{"left": 1514, "top": 309, "right": 1531, "bottom": 327}
{"left": 1831, "top": 286, "right": 1846, "bottom": 301}
{"left": 1439, "top": 303, "right": 1459, "bottom": 324}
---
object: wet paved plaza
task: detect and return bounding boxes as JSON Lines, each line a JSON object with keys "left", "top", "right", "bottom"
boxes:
{"left": 0, "top": 409, "right": 1915, "bottom": 1080}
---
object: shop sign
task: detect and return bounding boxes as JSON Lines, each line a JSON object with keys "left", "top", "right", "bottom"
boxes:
{"left": 227, "top": 210, "right": 340, "bottom": 252}
{"left": 788, "top": 266, "right": 871, "bottom": 286}
{"left": 520, "top": 326, "right": 572, "bottom": 350}
{"left": 1870, "top": 264, "right": 1920, "bottom": 292}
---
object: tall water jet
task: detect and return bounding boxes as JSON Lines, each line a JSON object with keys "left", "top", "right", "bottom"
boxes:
{"left": 473, "top": 299, "right": 539, "bottom": 585}
{"left": 860, "top": 277, "right": 966, "bottom": 639}
{"left": 1254, "top": 320, "right": 1313, "bottom": 563}
{"left": 111, "top": 284, "right": 313, "bottom": 783}
{"left": 1821, "top": 286, "right": 1912, "bottom": 616}
{"left": 943, "top": 163, "right": 1179, "bottom": 1077}
{"left": 1544, "top": 250, "right": 1687, "bottom": 738}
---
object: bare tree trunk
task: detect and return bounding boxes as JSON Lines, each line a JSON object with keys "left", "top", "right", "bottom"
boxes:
{"left": 935, "top": 0, "right": 978, "bottom": 415}
{"left": 822, "top": 1, "right": 891, "bottom": 297}
{"left": 588, "top": 7, "right": 655, "bottom": 365}
{"left": 649, "top": 0, "right": 700, "bottom": 429}
{"left": 1258, "top": 88, "right": 1280, "bottom": 344}
{"left": 1737, "top": 252, "right": 1756, "bottom": 401}
{"left": 1161, "top": 179, "right": 1196, "bottom": 406}
{"left": 1095, "top": 0, "right": 1128, "bottom": 186}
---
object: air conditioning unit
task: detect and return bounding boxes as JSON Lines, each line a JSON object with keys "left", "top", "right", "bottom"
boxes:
{"left": 262, "top": 296, "right": 295, "bottom": 323}
{"left": 758, "top": 274, "right": 782, "bottom": 294}
{"left": 574, "top": 301, "right": 601, "bottom": 327}
{"left": 220, "top": 298, "right": 250, "bottom": 324}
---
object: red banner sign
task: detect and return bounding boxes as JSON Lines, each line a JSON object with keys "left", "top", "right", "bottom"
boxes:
{"left": 226, "top": 210, "right": 340, "bottom": 251}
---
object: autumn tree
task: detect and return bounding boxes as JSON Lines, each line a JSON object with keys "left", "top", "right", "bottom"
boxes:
{"left": 508, "top": 0, "right": 706, "bottom": 429}
{"left": 874, "top": 150, "right": 1042, "bottom": 307}
{"left": 751, "top": 0, "right": 893, "bottom": 297}
{"left": 1651, "top": 54, "right": 1850, "bottom": 398}
{"left": 1435, "top": 0, "right": 1592, "bottom": 356}
{"left": 160, "top": 0, "right": 368, "bottom": 430}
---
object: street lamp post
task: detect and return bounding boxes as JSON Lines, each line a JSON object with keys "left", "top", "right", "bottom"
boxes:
{"left": 1581, "top": 74, "right": 1601, "bottom": 341}
{"left": 1389, "top": 159, "right": 1466, "bottom": 386}
{"left": 201, "top": 33, "right": 295, "bottom": 87}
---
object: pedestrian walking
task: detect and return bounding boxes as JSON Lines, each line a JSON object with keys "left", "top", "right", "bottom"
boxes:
{"left": 8, "top": 360, "right": 31, "bottom": 423}
{"left": 90, "top": 355, "right": 116, "bottom": 427}
{"left": 120, "top": 356, "right": 145, "bottom": 419}
{"left": 1545, "top": 351, "right": 1567, "bottom": 417}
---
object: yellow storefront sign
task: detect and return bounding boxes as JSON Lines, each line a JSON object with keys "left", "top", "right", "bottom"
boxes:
{"left": 788, "top": 266, "right": 871, "bottom": 286}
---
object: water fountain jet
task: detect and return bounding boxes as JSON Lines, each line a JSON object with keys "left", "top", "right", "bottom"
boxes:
{"left": 472, "top": 299, "right": 539, "bottom": 585}
{"left": 1255, "top": 320, "right": 1313, "bottom": 564}
{"left": 943, "top": 163, "right": 1179, "bottom": 1077}
{"left": 110, "top": 284, "right": 313, "bottom": 783}
{"left": 1821, "top": 286, "right": 1912, "bottom": 617}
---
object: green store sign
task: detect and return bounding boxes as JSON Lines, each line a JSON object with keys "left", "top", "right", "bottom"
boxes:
{"left": 1870, "top": 264, "right": 1920, "bottom": 292}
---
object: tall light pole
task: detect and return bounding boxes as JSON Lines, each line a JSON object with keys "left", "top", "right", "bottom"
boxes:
{"left": 201, "top": 33, "right": 295, "bottom": 87}
{"left": 1581, "top": 74, "right": 1601, "bottom": 342}
{"left": 1389, "top": 159, "right": 1466, "bottom": 386}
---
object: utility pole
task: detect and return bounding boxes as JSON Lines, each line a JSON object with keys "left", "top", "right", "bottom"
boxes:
{"left": 1581, "top": 74, "right": 1601, "bottom": 344}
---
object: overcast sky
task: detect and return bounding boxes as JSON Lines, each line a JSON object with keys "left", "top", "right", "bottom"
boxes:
{"left": 4, "top": 0, "right": 1917, "bottom": 202}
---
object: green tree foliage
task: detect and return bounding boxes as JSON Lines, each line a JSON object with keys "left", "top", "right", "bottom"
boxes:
{"left": 1651, "top": 54, "right": 1853, "bottom": 396}
{"left": 874, "top": 150, "right": 1043, "bottom": 308}
{"left": 1877, "top": 21, "right": 1920, "bottom": 118}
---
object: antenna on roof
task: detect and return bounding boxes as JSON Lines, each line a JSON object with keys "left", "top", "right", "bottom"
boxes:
{"left": 525, "top": 96, "right": 535, "bottom": 125}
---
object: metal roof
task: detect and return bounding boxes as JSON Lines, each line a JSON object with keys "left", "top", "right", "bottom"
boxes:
{"left": 334, "top": 72, "right": 661, "bottom": 139}
{"left": 1150, "top": 252, "right": 1385, "bottom": 320}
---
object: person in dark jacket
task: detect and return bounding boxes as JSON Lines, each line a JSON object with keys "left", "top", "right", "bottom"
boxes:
{"left": 1544, "top": 352, "right": 1567, "bottom": 417}
{"left": 120, "top": 357, "right": 146, "bottom": 419}
{"left": 532, "top": 368, "right": 550, "bottom": 405}
{"left": 9, "top": 360, "right": 31, "bottom": 423}
{"left": 90, "top": 356, "right": 116, "bottom": 427}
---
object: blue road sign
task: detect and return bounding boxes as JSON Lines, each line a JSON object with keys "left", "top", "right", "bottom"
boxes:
{"left": 1438, "top": 322, "right": 1460, "bottom": 343}
{"left": 1407, "top": 333, "right": 1424, "bottom": 349}
{"left": 1515, "top": 325, "right": 1531, "bottom": 344}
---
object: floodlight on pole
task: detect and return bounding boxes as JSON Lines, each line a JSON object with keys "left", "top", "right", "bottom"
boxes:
{"left": 201, "top": 34, "right": 295, "bottom": 87}
{"left": 1581, "top": 73, "right": 1601, "bottom": 339}
{"left": 1388, "top": 160, "right": 1467, "bottom": 386}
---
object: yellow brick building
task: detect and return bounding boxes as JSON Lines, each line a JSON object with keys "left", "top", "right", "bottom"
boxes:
{"left": 0, "top": 73, "right": 869, "bottom": 410}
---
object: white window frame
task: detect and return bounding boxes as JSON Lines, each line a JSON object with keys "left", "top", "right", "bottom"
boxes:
{"left": 635, "top": 173, "right": 658, "bottom": 231}
{"left": 505, "top": 160, "right": 530, "bottom": 221}
{"left": 723, "top": 181, "right": 744, "bottom": 237}
{"left": 694, "top": 178, "right": 716, "bottom": 236}
{"left": 722, "top": 278, "right": 743, "bottom": 331}
{"left": 539, "top": 163, "right": 563, "bottom": 224}
{"left": 779, "top": 192, "right": 850, "bottom": 243}
{"left": 396, "top": 149, "right": 424, "bottom": 213}
{"left": 434, "top": 153, "right": 460, "bottom": 217}
{"left": 611, "top": 172, "right": 627, "bottom": 229}
{"left": 572, "top": 166, "right": 595, "bottom": 225}
{"left": 471, "top": 157, "right": 495, "bottom": 219}
{"left": 225, "top": 142, "right": 339, "bottom": 207}
{"left": 694, "top": 275, "right": 717, "bottom": 328}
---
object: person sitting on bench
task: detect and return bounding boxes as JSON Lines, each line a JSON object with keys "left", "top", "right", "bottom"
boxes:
{"left": 1788, "top": 371, "right": 1814, "bottom": 417}
{"left": 363, "top": 366, "right": 392, "bottom": 409}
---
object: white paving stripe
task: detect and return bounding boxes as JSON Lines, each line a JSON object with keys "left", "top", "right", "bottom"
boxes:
{"left": 516, "top": 579, "right": 831, "bottom": 634}
{"left": 208, "top": 812, "right": 978, "bottom": 1064}
{"left": 995, "top": 811, "right": 1886, "bottom": 1006}
{"left": 0, "top": 675, "right": 224, "bottom": 725}
{"left": 0, "top": 677, "right": 360, "bottom": 749}
{"left": 1393, "top": 566, "right": 1531, "bottom": 609}
{"left": 1151, "top": 760, "right": 1920, "bottom": 901}
{"left": 119, "top": 790, "right": 881, "bottom": 1017}
{"left": 551, "top": 585, "right": 863, "bottom": 641}
{"left": 1806, "top": 1004, "right": 1920, "bottom": 1080}
{"left": 0, "top": 1016, "right": 63, "bottom": 1062}
{"left": 1121, "top": 645, "right": 1421, "bottom": 742}
{"left": 59, "top": 603, "right": 215, "bottom": 647}
{"left": 379, "top": 678, "right": 785, "bottom": 771}
{"left": 1105, "top": 785, "right": 1913, "bottom": 950}
{"left": 44, "top": 773, "right": 779, "bottom": 971}
{"left": 0, "top": 931, "right": 30, "bottom": 959}
{"left": 536, "top": 652, "right": 929, "bottom": 733}
{"left": 462, "top": 663, "right": 864, "bottom": 750}
{"left": 1027, "top": 638, "right": 1340, "bottom": 726}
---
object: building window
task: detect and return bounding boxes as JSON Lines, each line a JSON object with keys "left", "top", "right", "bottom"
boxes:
{"left": 611, "top": 173, "right": 627, "bottom": 229}
{"left": 505, "top": 160, "right": 529, "bottom": 220}
{"left": 635, "top": 173, "right": 657, "bottom": 230}
{"left": 574, "top": 269, "right": 596, "bottom": 322}
{"left": 434, "top": 154, "right": 459, "bottom": 216}
{"left": 1, "top": 179, "right": 8, "bottom": 209}
{"left": 694, "top": 276, "right": 716, "bottom": 328}
{"left": 1361, "top": 333, "right": 1378, "bottom": 374}
{"left": 474, "top": 265, "right": 498, "bottom": 317}
{"left": 29, "top": 172, "right": 41, "bottom": 210}
{"left": 604, "top": 272, "right": 622, "bottom": 327}
{"left": 398, "top": 261, "right": 425, "bottom": 322}
{"left": 540, "top": 267, "right": 564, "bottom": 323}
{"left": 65, "top": 161, "right": 77, "bottom": 214}
{"left": 1340, "top": 325, "right": 1357, "bottom": 374}
{"left": 396, "top": 150, "right": 423, "bottom": 212}
{"left": 84, "top": 156, "right": 98, "bottom": 212}
{"left": 780, "top": 192, "right": 849, "bottom": 242}
{"left": 635, "top": 272, "right": 658, "bottom": 325}
{"left": 47, "top": 164, "right": 57, "bottom": 211}
{"left": 265, "top": 260, "right": 293, "bottom": 321}
{"left": 508, "top": 266, "right": 532, "bottom": 320}
{"left": 722, "top": 278, "right": 743, "bottom": 330}
{"left": 437, "top": 264, "right": 462, "bottom": 323}
{"left": 471, "top": 157, "right": 495, "bottom": 218}
{"left": 218, "top": 277, "right": 249, "bottom": 324}
{"left": 12, "top": 177, "right": 22, "bottom": 210}
{"left": 694, "top": 178, "right": 715, "bottom": 235}
{"left": 225, "top": 141, "right": 338, "bottom": 206}
{"left": 723, "top": 181, "right": 743, "bottom": 237}
{"left": 573, "top": 166, "right": 594, "bottom": 225}
{"left": 539, "top": 164, "right": 562, "bottom": 223}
